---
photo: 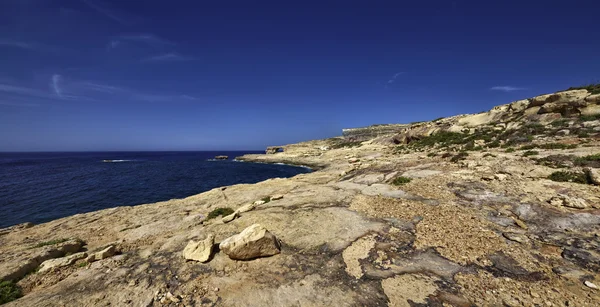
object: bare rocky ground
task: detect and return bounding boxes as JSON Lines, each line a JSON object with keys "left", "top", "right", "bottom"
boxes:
{"left": 1, "top": 89, "right": 600, "bottom": 306}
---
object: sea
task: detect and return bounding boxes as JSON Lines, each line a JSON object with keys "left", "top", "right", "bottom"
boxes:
{"left": 0, "top": 151, "right": 311, "bottom": 228}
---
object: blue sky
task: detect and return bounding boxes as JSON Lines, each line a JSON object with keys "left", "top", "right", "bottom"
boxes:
{"left": 1, "top": 0, "right": 599, "bottom": 151}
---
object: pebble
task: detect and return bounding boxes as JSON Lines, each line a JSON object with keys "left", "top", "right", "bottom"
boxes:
{"left": 584, "top": 281, "right": 598, "bottom": 290}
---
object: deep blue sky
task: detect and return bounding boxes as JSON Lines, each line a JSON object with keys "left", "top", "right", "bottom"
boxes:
{"left": 1, "top": 0, "right": 599, "bottom": 151}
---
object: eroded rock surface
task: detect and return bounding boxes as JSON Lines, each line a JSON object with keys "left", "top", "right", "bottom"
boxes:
{"left": 2, "top": 88, "right": 600, "bottom": 306}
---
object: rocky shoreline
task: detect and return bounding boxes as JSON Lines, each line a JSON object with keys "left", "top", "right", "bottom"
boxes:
{"left": 1, "top": 88, "right": 600, "bottom": 306}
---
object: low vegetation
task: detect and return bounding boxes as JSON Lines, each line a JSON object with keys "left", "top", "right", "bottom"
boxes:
{"left": 521, "top": 143, "right": 577, "bottom": 151}
{"left": 261, "top": 196, "right": 271, "bottom": 204}
{"left": 523, "top": 150, "right": 539, "bottom": 157}
{"left": 391, "top": 176, "right": 412, "bottom": 185}
{"left": 580, "top": 114, "right": 600, "bottom": 122}
{"left": 32, "top": 238, "right": 69, "bottom": 248}
{"left": 450, "top": 152, "right": 469, "bottom": 162}
{"left": 535, "top": 155, "right": 573, "bottom": 168}
{"left": 574, "top": 154, "right": 600, "bottom": 168}
{"left": 330, "top": 140, "right": 363, "bottom": 149}
{"left": 548, "top": 171, "right": 590, "bottom": 184}
{"left": 206, "top": 207, "right": 235, "bottom": 220}
{"left": 566, "top": 83, "right": 600, "bottom": 95}
{"left": 0, "top": 281, "right": 22, "bottom": 304}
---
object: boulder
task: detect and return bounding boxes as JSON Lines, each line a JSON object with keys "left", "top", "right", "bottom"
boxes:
{"left": 39, "top": 252, "right": 87, "bottom": 273}
{"left": 183, "top": 235, "right": 214, "bottom": 263}
{"left": 550, "top": 195, "right": 588, "bottom": 209}
{"left": 585, "top": 168, "right": 600, "bottom": 185}
{"left": 222, "top": 211, "right": 239, "bottom": 223}
{"left": 219, "top": 224, "right": 281, "bottom": 260}
{"left": 235, "top": 203, "right": 256, "bottom": 214}
{"left": 87, "top": 245, "right": 117, "bottom": 263}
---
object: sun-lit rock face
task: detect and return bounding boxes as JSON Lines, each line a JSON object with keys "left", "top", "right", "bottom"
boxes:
{"left": 341, "top": 89, "right": 600, "bottom": 144}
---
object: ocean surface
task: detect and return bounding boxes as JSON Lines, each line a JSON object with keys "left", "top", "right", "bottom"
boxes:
{"left": 0, "top": 151, "right": 311, "bottom": 228}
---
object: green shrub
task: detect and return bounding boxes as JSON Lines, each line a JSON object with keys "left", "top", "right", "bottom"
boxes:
{"left": 505, "top": 148, "right": 516, "bottom": 153}
{"left": 548, "top": 171, "right": 589, "bottom": 184}
{"left": 330, "top": 141, "right": 363, "bottom": 149}
{"left": 450, "top": 152, "right": 469, "bottom": 162}
{"left": 487, "top": 140, "right": 501, "bottom": 148}
{"left": 578, "top": 131, "right": 590, "bottom": 138}
{"left": 523, "top": 150, "right": 539, "bottom": 157}
{"left": 427, "top": 152, "right": 438, "bottom": 157}
{"left": 550, "top": 119, "right": 569, "bottom": 127}
{"left": 392, "top": 176, "right": 412, "bottom": 185}
{"left": 261, "top": 196, "right": 271, "bottom": 204}
{"left": 538, "top": 143, "right": 577, "bottom": 150}
{"left": 580, "top": 114, "right": 600, "bottom": 122}
{"left": 536, "top": 155, "right": 573, "bottom": 168}
{"left": 0, "top": 281, "right": 22, "bottom": 304}
{"left": 566, "top": 83, "right": 600, "bottom": 95}
{"left": 520, "top": 144, "right": 538, "bottom": 150}
{"left": 206, "top": 207, "right": 235, "bottom": 220}
{"left": 574, "top": 154, "right": 600, "bottom": 168}
{"left": 33, "top": 238, "right": 69, "bottom": 248}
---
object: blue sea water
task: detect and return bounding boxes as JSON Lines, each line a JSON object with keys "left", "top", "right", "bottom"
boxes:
{"left": 0, "top": 151, "right": 310, "bottom": 228}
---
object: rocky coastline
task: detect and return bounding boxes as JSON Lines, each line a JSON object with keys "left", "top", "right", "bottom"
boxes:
{"left": 1, "top": 88, "right": 600, "bottom": 306}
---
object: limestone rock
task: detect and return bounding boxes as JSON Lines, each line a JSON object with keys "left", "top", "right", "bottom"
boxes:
{"left": 550, "top": 195, "right": 588, "bottom": 209}
{"left": 219, "top": 224, "right": 280, "bottom": 260}
{"left": 585, "top": 168, "right": 600, "bottom": 185}
{"left": 236, "top": 203, "right": 256, "bottom": 214}
{"left": 270, "top": 194, "right": 284, "bottom": 200}
{"left": 556, "top": 129, "right": 570, "bottom": 136}
{"left": 222, "top": 211, "right": 239, "bottom": 223}
{"left": 494, "top": 173, "right": 508, "bottom": 181}
{"left": 183, "top": 234, "right": 214, "bottom": 263}
{"left": 38, "top": 252, "right": 87, "bottom": 273}
{"left": 87, "top": 245, "right": 117, "bottom": 263}
{"left": 253, "top": 200, "right": 266, "bottom": 206}
{"left": 585, "top": 281, "right": 598, "bottom": 290}
{"left": 502, "top": 232, "right": 527, "bottom": 244}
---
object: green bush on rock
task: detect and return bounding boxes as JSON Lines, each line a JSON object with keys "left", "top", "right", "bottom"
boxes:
{"left": 0, "top": 281, "right": 22, "bottom": 305}
{"left": 207, "top": 207, "right": 235, "bottom": 220}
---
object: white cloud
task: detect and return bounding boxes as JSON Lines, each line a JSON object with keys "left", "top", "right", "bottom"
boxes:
{"left": 0, "top": 40, "right": 33, "bottom": 49}
{"left": 385, "top": 72, "right": 405, "bottom": 88}
{"left": 490, "top": 86, "right": 525, "bottom": 92}
{"left": 51, "top": 74, "right": 63, "bottom": 97}
{"left": 83, "top": 0, "right": 130, "bottom": 25}
{"left": 142, "top": 52, "right": 192, "bottom": 62}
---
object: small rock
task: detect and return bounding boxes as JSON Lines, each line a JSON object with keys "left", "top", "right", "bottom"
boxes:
{"left": 481, "top": 174, "right": 495, "bottom": 181}
{"left": 253, "top": 200, "right": 266, "bottom": 206}
{"left": 87, "top": 245, "right": 117, "bottom": 263}
{"left": 494, "top": 173, "right": 508, "bottom": 181}
{"left": 183, "top": 234, "right": 214, "bottom": 263}
{"left": 512, "top": 217, "right": 528, "bottom": 230}
{"left": 270, "top": 194, "right": 283, "bottom": 200}
{"left": 550, "top": 194, "right": 588, "bottom": 209}
{"left": 39, "top": 252, "right": 88, "bottom": 273}
{"left": 222, "top": 211, "right": 239, "bottom": 223}
{"left": 348, "top": 158, "right": 360, "bottom": 163}
{"left": 219, "top": 224, "right": 280, "bottom": 260}
{"left": 503, "top": 232, "right": 527, "bottom": 243}
{"left": 236, "top": 203, "right": 256, "bottom": 214}
{"left": 585, "top": 281, "right": 598, "bottom": 290}
{"left": 556, "top": 129, "right": 570, "bottom": 136}
{"left": 165, "top": 292, "right": 180, "bottom": 303}
{"left": 584, "top": 168, "right": 600, "bottom": 185}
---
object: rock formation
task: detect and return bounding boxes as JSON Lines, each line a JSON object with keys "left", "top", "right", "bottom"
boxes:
{"left": 218, "top": 224, "right": 280, "bottom": 260}
{"left": 1, "top": 87, "right": 599, "bottom": 306}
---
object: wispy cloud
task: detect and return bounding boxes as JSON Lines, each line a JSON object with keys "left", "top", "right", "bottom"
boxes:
{"left": 1, "top": 77, "right": 196, "bottom": 106}
{"left": 83, "top": 0, "right": 131, "bottom": 25}
{"left": 490, "top": 86, "right": 525, "bottom": 92}
{"left": 107, "top": 40, "right": 120, "bottom": 50}
{"left": 51, "top": 74, "right": 63, "bottom": 97}
{"left": 117, "top": 34, "right": 173, "bottom": 46}
{"left": 142, "top": 52, "right": 192, "bottom": 62}
{"left": 0, "top": 101, "right": 41, "bottom": 107}
{"left": 0, "top": 40, "right": 33, "bottom": 50}
{"left": 385, "top": 72, "right": 405, "bottom": 88}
